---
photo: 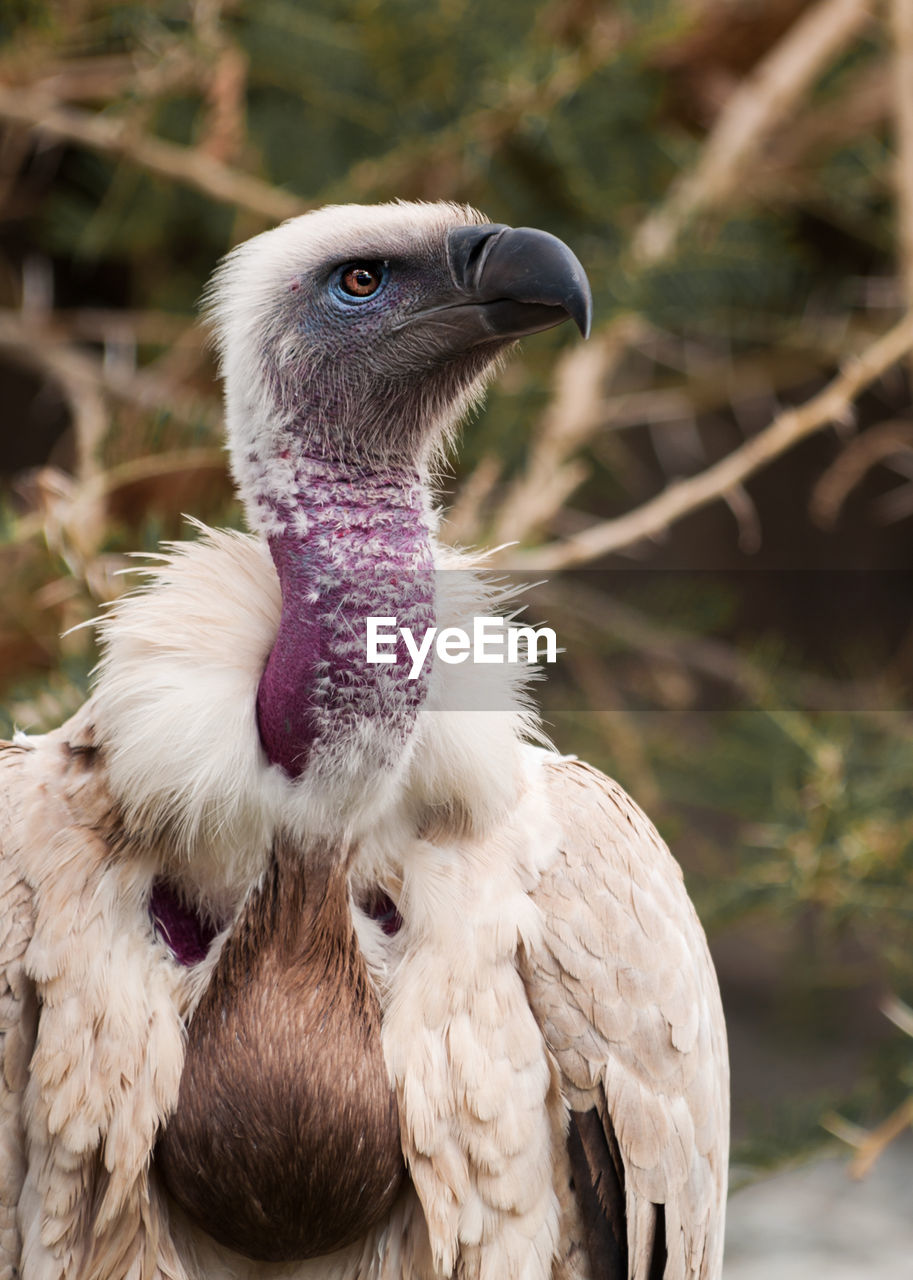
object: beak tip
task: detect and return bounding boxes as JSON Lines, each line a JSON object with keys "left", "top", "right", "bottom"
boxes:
{"left": 572, "top": 285, "right": 593, "bottom": 340}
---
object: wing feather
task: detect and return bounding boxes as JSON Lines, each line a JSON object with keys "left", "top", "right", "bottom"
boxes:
{"left": 0, "top": 720, "right": 192, "bottom": 1280}
{"left": 0, "top": 744, "right": 37, "bottom": 1278}
{"left": 566, "top": 1094, "right": 627, "bottom": 1279}
{"left": 520, "top": 758, "right": 728, "bottom": 1280}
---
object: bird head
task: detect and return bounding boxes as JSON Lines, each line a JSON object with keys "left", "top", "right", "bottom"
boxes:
{"left": 206, "top": 201, "right": 591, "bottom": 518}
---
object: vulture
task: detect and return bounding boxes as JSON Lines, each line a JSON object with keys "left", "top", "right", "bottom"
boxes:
{"left": 0, "top": 201, "right": 728, "bottom": 1280}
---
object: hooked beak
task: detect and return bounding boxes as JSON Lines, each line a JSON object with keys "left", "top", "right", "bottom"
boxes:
{"left": 446, "top": 223, "right": 592, "bottom": 341}
{"left": 402, "top": 223, "right": 592, "bottom": 352}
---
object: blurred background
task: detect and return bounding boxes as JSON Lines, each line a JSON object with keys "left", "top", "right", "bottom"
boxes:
{"left": 1, "top": 0, "right": 912, "bottom": 1250}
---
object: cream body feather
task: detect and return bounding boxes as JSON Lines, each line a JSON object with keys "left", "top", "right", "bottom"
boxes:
{"left": 1, "top": 527, "right": 727, "bottom": 1280}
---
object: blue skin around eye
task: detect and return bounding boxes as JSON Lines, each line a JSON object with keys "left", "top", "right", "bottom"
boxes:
{"left": 330, "top": 265, "right": 388, "bottom": 306}
{"left": 291, "top": 257, "right": 438, "bottom": 344}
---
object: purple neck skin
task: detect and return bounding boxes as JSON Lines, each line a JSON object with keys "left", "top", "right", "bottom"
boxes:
{"left": 255, "top": 454, "right": 435, "bottom": 779}
{"left": 150, "top": 880, "right": 220, "bottom": 966}
{"left": 149, "top": 879, "right": 401, "bottom": 966}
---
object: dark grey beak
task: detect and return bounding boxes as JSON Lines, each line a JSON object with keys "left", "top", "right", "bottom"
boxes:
{"left": 447, "top": 224, "right": 592, "bottom": 341}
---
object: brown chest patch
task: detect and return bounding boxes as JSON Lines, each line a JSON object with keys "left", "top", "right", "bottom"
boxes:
{"left": 155, "top": 839, "right": 405, "bottom": 1262}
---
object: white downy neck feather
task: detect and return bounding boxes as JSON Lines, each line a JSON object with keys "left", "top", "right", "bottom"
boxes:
{"left": 86, "top": 525, "right": 545, "bottom": 907}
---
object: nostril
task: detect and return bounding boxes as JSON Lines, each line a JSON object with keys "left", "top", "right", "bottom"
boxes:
{"left": 447, "top": 224, "right": 509, "bottom": 292}
{"left": 461, "top": 227, "right": 503, "bottom": 280}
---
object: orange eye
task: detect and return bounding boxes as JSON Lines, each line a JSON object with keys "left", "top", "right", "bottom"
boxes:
{"left": 339, "top": 263, "right": 384, "bottom": 297}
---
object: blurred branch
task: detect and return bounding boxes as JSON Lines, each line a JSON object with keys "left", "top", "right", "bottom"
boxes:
{"left": 486, "top": 315, "right": 649, "bottom": 547}
{"left": 0, "top": 309, "right": 220, "bottom": 579}
{"left": 722, "top": 483, "right": 762, "bottom": 554}
{"left": 810, "top": 419, "right": 913, "bottom": 528}
{"left": 95, "top": 447, "right": 227, "bottom": 497}
{"left": 452, "top": 0, "right": 876, "bottom": 551}
{"left": 444, "top": 454, "right": 504, "bottom": 546}
{"left": 506, "top": 310, "right": 913, "bottom": 569}
{"left": 5, "top": 450, "right": 226, "bottom": 562}
{"left": 192, "top": 0, "right": 250, "bottom": 166}
{"left": 883, "top": 993, "right": 913, "bottom": 1038}
{"left": 591, "top": 347, "right": 823, "bottom": 433}
{"left": 849, "top": 1096, "right": 913, "bottom": 1177}
{"left": 39, "top": 308, "right": 204, "bottom": 347}
{"left": 563, "top": 645, "right": 662, "bottom": 812}
{"left": 752, "top": 59, "right": 889, "bottom": 196}
{"left": 0, "top": 326, "right": 109, "bottom": 574}
{"left": 825, "top": 997, "right": 913, "bottom": 1178}
{"left": 0, "top": 311, "right": 220, "bottom": 430}
{"left": 892, "top": 0, "right": 913, "bottom": 328}
{"left": 9, "top": 49, "right": 202, "bottom": 104}
{"left": 0, "top": 315, "right": 107, "bottom": 496}
{"left": 633, "top": 0, "right": 874, "bottom": 265}
{"left": 0, "top": 85, "right": 307, "bottom": 222}
{"left": 459, "top": 326, "right": 900, "bottom": 551}
{"left": 532, "top": 579, "right": 887, "bottom": 712}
